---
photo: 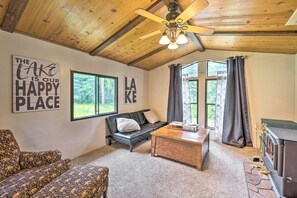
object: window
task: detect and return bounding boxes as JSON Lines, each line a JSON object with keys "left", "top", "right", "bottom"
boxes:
{"left": 182, "top": 63, "right": 198, "bottom": 124}
{"left": 182, "top": 60, "right": 227, "bottom": 128}
{"left": 71, "top": 71, "right": 118, "bottom": 121}
{"left": 206, "top": 80, "right": 217, "bottom": 128}
{"left": 205, "top": 60, "right": 227, "bottom": 128}
{"left": 207, "top": 60, "right": 227, "bottom": 76}
{"left": 182, "top": 62, "right": 198, "bottom": 78}
{"left": 189, "top": 80, "right": 198, "bottom": 124}
{"left": 99, "top": 77, "right": 117, "bottom": 114}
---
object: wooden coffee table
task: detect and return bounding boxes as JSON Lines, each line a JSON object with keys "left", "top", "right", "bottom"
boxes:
{"left": 151, "top": 125, "right": 210, "bottom": 171}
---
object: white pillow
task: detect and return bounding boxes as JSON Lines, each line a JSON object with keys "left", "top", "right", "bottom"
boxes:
{"left": 143, "top": 111, "right": 159, "bottom": 124}
{"left": 116, "top": 118, "right": 141, "bottom": 132}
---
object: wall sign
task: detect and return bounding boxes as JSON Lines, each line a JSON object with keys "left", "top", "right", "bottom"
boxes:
{"left": 13, "top": 55, "right": 60, "bottom": 113}
{"left": 124, "top": 76, "right": 136, "bottom": 103}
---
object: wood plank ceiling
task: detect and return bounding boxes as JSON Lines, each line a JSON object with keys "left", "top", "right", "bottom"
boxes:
{"left": 0, "top": 0, "right": 297, "bottom": 70}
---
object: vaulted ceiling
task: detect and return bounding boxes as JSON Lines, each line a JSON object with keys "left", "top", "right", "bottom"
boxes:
{"left": 0, "top": 0, "right": 297, "bottom": 70}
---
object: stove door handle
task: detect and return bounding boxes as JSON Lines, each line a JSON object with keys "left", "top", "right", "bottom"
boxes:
{"left": 277, "top": 141, "right": 283, "bottom": 177}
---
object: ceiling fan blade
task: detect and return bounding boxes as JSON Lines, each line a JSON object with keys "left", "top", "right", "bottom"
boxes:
{"left": 139, "top": 30, "right": 163, "bottom": 39}
{"left": 183, "top": 25, "right": 214, "bottom": 35}
{"left": 135, "top": 9, "right": 168, "bottom": 24}
{"left": 175, "top": 0, "right": 209, "bottom": 24}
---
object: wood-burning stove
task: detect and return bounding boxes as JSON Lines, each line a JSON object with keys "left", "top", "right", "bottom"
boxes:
{"left": 262, "top": 119, "right": 297, "bottom": 197}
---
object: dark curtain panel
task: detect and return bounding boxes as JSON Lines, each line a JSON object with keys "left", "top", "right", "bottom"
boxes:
{"left": 222, "top": 57, "right": 253, "bottom": 147}
{"left": 167, "top": 64, "right": 183, "bottom": 123}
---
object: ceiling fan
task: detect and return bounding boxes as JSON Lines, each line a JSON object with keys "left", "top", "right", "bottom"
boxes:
{"left": 135, "top": 0, "right": 214, "bottom": 49}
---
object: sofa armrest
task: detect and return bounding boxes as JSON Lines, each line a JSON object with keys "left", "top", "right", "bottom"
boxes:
{"left": 19, "top": 150, "right": 62, "bottom": 169}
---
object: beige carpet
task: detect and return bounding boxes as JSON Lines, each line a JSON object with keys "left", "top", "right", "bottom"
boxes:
{"left": 72, "top": 140, "right": 256, "bottom": 198}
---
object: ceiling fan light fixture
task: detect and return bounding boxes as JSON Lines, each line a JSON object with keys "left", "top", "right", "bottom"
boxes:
{"left": 168, "top": 42, "right": 178, "bottom": 50}
{"left": 159, "top": 33, "right": 170, "bottom": 45}
{"left": 176, "top": 32, "right": 188, "bottom": 44}
{"left": 135, "top": 1, "right": 214, "bottom": 50}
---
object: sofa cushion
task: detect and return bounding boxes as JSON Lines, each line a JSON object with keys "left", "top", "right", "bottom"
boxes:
{"left": 113, "top": 127, "right": 154, "bottom": 140}
{"left": 151, "top": 121, "right": 167, "bottom": 130}
{"left": 129, "top": 109, "right": 149, "bottom": 125}
{"left": 116, "top": 118, "right": 141, "bottom": 132}
{"left": 19, "top": 150, "right": 62, "bottom": 170}
{"left": 144, "top": 111, "right": 159, "bottom": 124}
{"left": 106, "top": 113, "right": 131, "bottom": 135}
{"left": 32, "top": 165, "right": 109, "bottom": 198}
{"left": 0, "top": 159, "right": 71, "bottom": 197}
{"left": 141, "top": 121, "right": 167, "bottom": 131}
{"left": 129, "top": 112, "right": 141, "bottom": 124}
{"left": 137, "top": 109, "right": 149, "bottom": 125}
{"left": 140, "top": 123, "right": 155, "bottom": 131}
{"left": 0, "top": 129, "right": 21, "bottom": 181}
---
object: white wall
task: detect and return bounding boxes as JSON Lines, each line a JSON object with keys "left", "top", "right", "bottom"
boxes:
{"left": 149, "top": 49, "right": 295, "bottom": 145}
{"left": 0, "top": 31, "right": 149, "bottom": 159}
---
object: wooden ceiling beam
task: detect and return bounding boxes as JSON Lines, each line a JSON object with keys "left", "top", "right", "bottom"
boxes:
{"left": 208, "top": 31, "right": 297, "bottom": 36}
{"left": 89, "top": 0, "right": 164, "bottom": 56}
{"left": 128, "top": 46, "right": 168, "bottom": 66}
{"left": 1, "top": 0, "right": 29, "bottom": 33}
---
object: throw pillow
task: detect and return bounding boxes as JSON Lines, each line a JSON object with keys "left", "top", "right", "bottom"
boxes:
{"left": 143, "top": 111, "right": 159, "bottom": 124}
{"left": 116, "top": 118, "right": 141, "bottom": 132}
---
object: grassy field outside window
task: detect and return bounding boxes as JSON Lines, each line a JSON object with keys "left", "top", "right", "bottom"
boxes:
{"left": 74, "top": 103, "right": 114, "bottom": 118}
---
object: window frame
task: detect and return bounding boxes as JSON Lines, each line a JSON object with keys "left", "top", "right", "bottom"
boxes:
{"left": 70, "top": 70, "right": 118, "bottom": 121}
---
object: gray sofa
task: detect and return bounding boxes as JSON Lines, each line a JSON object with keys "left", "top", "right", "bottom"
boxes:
{"left": 105, "top": 109, "right": 167, "bottom": 152}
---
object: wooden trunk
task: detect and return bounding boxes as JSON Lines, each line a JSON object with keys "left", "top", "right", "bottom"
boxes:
{"left": 151, "top": 126, "right": 209, "bottom": 171}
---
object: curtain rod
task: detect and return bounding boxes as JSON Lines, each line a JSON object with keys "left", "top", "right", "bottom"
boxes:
{"left": 195, "top": 56, "right": 248, "bottom": 63}
{"left": 168, "top": 56, "right": 248, "bottom": 68}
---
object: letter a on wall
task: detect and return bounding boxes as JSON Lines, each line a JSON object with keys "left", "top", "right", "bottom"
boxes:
{"left": 12, "top": 55, "right": 61, "bottom": 113}
{"left": 124, "top": 76, "right": 137, "bottom": 104}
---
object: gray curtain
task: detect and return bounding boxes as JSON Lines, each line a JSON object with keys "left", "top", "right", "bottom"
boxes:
{"left": 167, "top": 64, "right": 183, "bottom": 123}
{"left": 222, "top": 57, "right": 253, "bottom": 147}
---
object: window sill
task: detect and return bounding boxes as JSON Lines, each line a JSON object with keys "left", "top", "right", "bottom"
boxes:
{"left": 71, "top": 111, "right": 118, "bottom": 121}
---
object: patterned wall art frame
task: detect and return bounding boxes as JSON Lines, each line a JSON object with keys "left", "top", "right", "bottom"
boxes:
{"left": 12, "top": 55, "right": 60, "bottom": 113}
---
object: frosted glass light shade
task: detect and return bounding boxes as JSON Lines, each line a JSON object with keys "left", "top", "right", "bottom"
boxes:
{"left": 159, "top": 34, "right": 170, "bottom": 45}
{"left": 168, "top": 42, "right": 178, "bottom": 50}
{"left": 176, "top": 32, "right": 188, "bottom": 44}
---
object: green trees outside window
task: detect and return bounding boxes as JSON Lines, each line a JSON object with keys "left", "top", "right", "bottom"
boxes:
{"left": 206, "top": 80, "right": 217, "bottom": 128}
{"left": 73, "top": 73, "right": 96, "bottom": 119}
{"left": 189, "top": 80, "right": 198, "bottom": 124}
{"left": 99, "top": 77, "right": 116, "bottom": 114}
{"left": 207, "top": 61, "right": 227, "bottom": 76}
{"left": 71, "top": 71, "right": 118, "bottom": 121}
{"left": 182, "top": 63, "right": 198, "bottom": 78}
